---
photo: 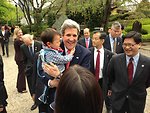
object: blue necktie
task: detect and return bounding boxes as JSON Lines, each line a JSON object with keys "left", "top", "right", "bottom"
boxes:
{"left": 29, "top": 46, "right": 34, "bottom": 56}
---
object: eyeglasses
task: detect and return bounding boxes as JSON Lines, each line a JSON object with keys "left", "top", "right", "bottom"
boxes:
{"left": 122, "top": 43, "right": 137, "bottom": 48}
{"left": 65, "top": 34, "right": 78, "bottom": 38}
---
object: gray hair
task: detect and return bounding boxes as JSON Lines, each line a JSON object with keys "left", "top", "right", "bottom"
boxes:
{"left": 111, "top": 21, "right": 121, "bottom": 30}
{"left": 22, "top": 34, "right": 34, "bottom": 40}
{"left": 60, "top": 19, "right": 80, "bottom": 35}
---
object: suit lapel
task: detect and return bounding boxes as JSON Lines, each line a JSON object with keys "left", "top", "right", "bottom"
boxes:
{"left": 132, "top": 54, "right": 145, "bottom": 82}
{"left": 89, "top": 47, "right": 95, "bottom": 74}
{"left": 70, "top": 44, "right": 81, "bottom": 65}
{"left": 103, "top": 50, "right": 109, "bottom": 74}
{"left": 83, "top": 38, "right": 86, "bottom": 47}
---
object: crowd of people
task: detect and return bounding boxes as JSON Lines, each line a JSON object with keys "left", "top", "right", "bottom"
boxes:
{"left": 0, "top": 19, "right": 150, "bottom": 113}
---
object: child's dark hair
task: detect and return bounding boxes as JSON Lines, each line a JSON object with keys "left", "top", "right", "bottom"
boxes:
{"left": 40, "top": 28, "right": 61, "bottom": 45}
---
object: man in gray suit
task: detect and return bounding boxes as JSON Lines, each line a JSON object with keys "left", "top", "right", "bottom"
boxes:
{"left": 107, "top": 31, "right": 150, "bottom": 113}
{"left": 103, "top": 21, "right": 124, "bottom": 54}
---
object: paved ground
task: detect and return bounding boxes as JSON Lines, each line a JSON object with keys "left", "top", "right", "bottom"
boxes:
{"left": 2, "top": 40, "right": 150, "bottom": 113}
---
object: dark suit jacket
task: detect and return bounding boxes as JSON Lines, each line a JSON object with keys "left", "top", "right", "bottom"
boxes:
{"left": 103, "top": 35, "right": 124, "bottom": 54}
{"left": 14, "top": 38, "right": 24, "bottom": 63}
{"left": 108, "top": 53, "right": 150, "bottom": 113}
{"left": 89, "top": 47, "right": 114, "bottom": 98}
{"left": 21, "top": 40, "right": 42, "bottom": 76}
{"left": 0, "top": 55, "right": 8, "bottom": 106}
{"left": 0, "top": 30, "right": 11, "bottom": 43}
{"left": 78, "top": 37, "right": 93, "bottom": 48}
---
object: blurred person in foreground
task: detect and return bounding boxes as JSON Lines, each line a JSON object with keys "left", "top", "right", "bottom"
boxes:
{"left": 0, "top": 55, "right": 8, "bottom": 113}
{"left": 43, "top": 64, "right": 103, "bottom": 113}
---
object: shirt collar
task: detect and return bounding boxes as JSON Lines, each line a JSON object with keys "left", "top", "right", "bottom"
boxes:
{"left": 85, "top": 37, "right": 90, "bottom": 41}
{"left": 94, "top": 46, "right": 104, "bottom": 53}
{"left": 126, "top": 53, "right": 140, "bottom": 63}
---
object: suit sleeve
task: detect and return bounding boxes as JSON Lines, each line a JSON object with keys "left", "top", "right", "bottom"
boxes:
{"left": 107, "top": 56, "right": 115, "bottom": 90}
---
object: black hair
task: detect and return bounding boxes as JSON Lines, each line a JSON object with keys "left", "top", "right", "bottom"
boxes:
{"left": 40, "top": 28, "right": 61, "bottom": 45}
{"left": 124, "top": 31, "right": 142, "bottom": 44}
{"left": 93, "top": 31, "right": 107, "bottom": 39}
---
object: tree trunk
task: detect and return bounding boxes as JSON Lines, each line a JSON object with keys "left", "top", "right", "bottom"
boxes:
{"left": 101, "top": 0, "right": 112, "bottom": 32}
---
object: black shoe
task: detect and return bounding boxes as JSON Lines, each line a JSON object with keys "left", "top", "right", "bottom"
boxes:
{"left": 30, "top": 103, "right": 37, "bottom": 111}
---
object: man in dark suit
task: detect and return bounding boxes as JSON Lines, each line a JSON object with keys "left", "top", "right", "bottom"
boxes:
{"left": 78, "top": 28, "right": 93, "bottom": 48}
{"left": 103, "top": 21, "right": 124, "bottom": 54}
{"left": 0, "top": 55, "right": 8, "bottom": 113}
{"left": 38, "top": 19, "right": 91, "bottom": 113}
{"left": 89, "top": 31, "right": 114, "bottom": 113}
{"left": 21, "top": 34, "right": 42, "bottom": 110}
{"left": 107, "top": 31, "right": 150, "bottom": 113}
{"left": 0, "top": 26, "right": 11, "bottom": 57}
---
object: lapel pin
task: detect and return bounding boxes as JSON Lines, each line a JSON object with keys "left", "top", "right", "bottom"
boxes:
{"left": 141, "top": 65, "right": 144, "bottom": 67}
{"left": 76, "top": 57, "right": 79, "bottom": 59}
{"left": 35, "top": 47, "right": 38, "bottom": 51}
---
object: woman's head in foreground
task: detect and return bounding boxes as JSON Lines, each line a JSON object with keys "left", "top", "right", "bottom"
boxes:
{"left": 55, "top": 65, "right": 102, "bottom": 113}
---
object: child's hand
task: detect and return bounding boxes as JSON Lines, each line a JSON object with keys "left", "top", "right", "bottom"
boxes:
{"left": 70, "top": 48, "right": 75, "bottom": 55}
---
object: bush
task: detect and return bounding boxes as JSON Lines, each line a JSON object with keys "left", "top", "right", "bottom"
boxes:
{"left": 125, "top": 12, "right": 146, "bottom": 20}
{"left": 124, "top": 27, "right": 132, "bottom": 32}
{"left": 142, "top": 34, "right": 150, "bottom": 42}
{"left": 109, "top": 13, "right": 130, "bottom": 21}
{"left": 141, "top": 29, "right": 148, "bottom": 35}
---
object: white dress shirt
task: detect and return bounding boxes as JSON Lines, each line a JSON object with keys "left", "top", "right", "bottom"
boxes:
{"left": 94, "top": 47, "right": 104, "bottom": 79}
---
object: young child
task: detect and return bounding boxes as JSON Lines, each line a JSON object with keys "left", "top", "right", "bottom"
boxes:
{"left": 40, "top": 28, "right": 74, "bottom": 73}
{"left": 37, "top": 28, "right": 74, "bottom": 104}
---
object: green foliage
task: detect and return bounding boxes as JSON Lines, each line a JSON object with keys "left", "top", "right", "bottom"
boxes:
{"left": 142, "top": 25, "right": 150, "bottom": 33}
{"left": 47, "top": 12, "right": 56, "bottom": 27}
{"left": 125, "top": 12, "right": 146, "bottom": 20}
{"left": 66, "top": 4, "right": 103, "bottom": 30}
{"left": 0, "top": 0, "right": 16, "bottom": 25}
{"left": 125, "top": 26, "right": 148, "bottom": 35}
{"left": 136, "top": 1, "right": 150, "bottom": 18}
{"left": 118, "top": 18, "right": 150, "bottom": 28}
{"left": 65, "top": 0, "right": 104, "bottom": 30}
{"left": 21, "top": 23, "right": 48, "bottom": 39}
{"left": 124, "top": 26, "right": 132, "bottom": 32}
{"left": 109, "top": 13, "right": 130, "bottom": 21}
{"left": 143, "top": 34, "right": 150, "bottom": 41}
